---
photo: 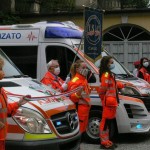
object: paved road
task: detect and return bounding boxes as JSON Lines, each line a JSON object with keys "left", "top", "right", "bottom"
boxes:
{"left": 80, "top": 132, "right": 150, "bottom": 150}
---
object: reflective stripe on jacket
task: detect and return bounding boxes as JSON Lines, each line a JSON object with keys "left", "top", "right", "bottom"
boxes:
{"left": 0, "top": 88, "right": 19, "bottom": 140}
{"left": 100, "top": 128, "right": 109, "bottom": 143}
{"left": 41, "top": 71, "right": 64, "bottom": 92}
{"left": 99, "top": 72, "right": 124, "bottom": 106}
{"left": 68, "top": 73, "right": 91, "bottom": 105}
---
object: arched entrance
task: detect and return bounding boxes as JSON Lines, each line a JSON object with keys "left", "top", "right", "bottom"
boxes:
{"left": 103, "top": 24, "right": 150, "bottom": 72}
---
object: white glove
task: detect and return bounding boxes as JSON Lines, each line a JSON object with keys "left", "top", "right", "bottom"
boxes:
{"left": 18, "top": 95, "right": 31, "bottom": 106}
{"left": 65, "top": 76, "right": 70, "bottom": 83}
{"left": 61, "top": 83, "right": 68, "bottom": 91}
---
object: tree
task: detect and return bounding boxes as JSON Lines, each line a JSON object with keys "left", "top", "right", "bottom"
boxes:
{"left": 0, "top": 0, "right": 20, "bottom": 25}
{"left": 0, "top": 0, "right": 11, "bottom": 13}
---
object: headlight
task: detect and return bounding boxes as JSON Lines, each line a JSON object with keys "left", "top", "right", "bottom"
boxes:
{"left": 13, "top": 107, "right": 52, "bottom": 134}
{"left": 119, "top": 86, "right": 140, "bottom": 96}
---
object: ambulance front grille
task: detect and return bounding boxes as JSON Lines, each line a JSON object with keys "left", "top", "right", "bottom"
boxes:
{"left": 124, "top": 104, "right": 147, "bottom": 119}
{"left": 51, "top": 110, "right": 78, "bottom": 135}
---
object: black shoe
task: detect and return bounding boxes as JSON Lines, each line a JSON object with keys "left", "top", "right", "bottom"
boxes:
{"left": 100, "top": 145, "right": 115, "bottom": 150}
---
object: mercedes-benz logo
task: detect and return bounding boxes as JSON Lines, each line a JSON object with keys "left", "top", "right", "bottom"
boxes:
{"left": 66, "top": 112, "right": 75, "bottom": 130}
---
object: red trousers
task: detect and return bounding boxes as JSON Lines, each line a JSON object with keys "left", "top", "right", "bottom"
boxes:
{"left": 99, "top": 106, "right": 117, "bottom": 145}
{"left": 78, "top": 104, "right": 90, "bottom": 133}
{"left": 0, "top": 140, "right": 5, "bottom": 150}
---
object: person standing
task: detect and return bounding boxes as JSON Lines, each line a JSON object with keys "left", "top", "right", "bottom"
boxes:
{"left": 0, "top": 57, "right": 30, "bottom": 150}
{"left": 99, "top": 56, "right": 124, "bottom": 149}
{"left": 68, "top": 59, "right": 91, "bottom": 133}
{"left": 41, "top": 59, "right": 70, "bottom": 92}
{"left": 138, "top": 57, "right": 150, "bottom": 83}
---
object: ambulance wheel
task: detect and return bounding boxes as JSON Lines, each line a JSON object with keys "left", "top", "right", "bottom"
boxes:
{"left": 83, "top": 110, "right": 117, "bottom": 144}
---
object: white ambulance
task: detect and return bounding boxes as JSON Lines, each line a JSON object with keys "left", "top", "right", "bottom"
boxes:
{"left": 1, "top": 21, "right": 150, "bottom": 143}
{"left": 0, "top": 49, "right": 81, "bottom": 150}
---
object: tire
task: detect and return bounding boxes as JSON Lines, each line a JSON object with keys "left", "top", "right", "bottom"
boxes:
{"left": 83, "top": 110, "right": 102, "bottom": 143}
{"left": 83, "top": 110, "right": 117, "bottom": 144}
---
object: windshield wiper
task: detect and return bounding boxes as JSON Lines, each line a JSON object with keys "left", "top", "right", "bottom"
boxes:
{"left": 115, "top": 74, "right": 134, "bottom": 78}
{"left": 4, "top": 75, "right": 28, "bottom": 78}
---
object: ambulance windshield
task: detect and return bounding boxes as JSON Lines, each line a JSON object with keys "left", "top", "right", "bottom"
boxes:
{"left": 0, "top": 48, "right": 23, "bottom": 78}
{"left": 94, "top": 50, "right": 132, "bottom": 77}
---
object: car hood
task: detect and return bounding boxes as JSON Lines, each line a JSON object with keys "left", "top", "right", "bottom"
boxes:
{"left": 1, "top": 78, "right": 75, "bottom": 117}
{"left": 117, "top": 77, "right": 150, "bottom": 88}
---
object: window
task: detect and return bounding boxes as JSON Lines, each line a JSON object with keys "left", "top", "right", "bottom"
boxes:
{"left": 46, "top": 46, "right": 78, "bottom": 80}
{"left": 46, "top": 45, "right": 96, "bottom": 83}
{"left": 1, "top": 46, "right": 38, "bottom": 78}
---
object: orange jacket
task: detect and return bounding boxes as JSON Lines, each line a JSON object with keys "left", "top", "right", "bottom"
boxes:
{"left": 68, "top": 73, "right": 91, "bottom": 105}
{"left": 139, "top": 67, "right": 150, "bottom": 83}
{"left": 41, "top": 71, "right": 65, "bottom": 92}
{"left": 99, "top": 72, "right": 124, "bottom": 106}
{"left": 0, "top": 88, "right": 19, "bottom": 140}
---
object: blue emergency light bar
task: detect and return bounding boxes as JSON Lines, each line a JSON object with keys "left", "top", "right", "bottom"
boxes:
{"left": 45, "top": 26, "right": 83, "bottom": 38}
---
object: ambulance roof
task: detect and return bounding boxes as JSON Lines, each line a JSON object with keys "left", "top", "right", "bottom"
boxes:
{"left": 43, "top": 21, "right": 83, "bottom": 39}
{"left": 0, "top": 21, "right": 83, "bottom": 39}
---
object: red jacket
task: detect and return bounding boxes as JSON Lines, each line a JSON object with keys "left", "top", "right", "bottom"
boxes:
{"left": 99, "top": 72, "right": 124, "bottom": 106}
{"left": 68, "top": 73, "right": 91, "bottom": 105}
{"left": 139, "top": 67, "right": 150, "bottom": 83}
{"left": 41, "top": 71, "right": 65, "bottom": 92}
{"left": 0, "top": 88, "right": 19, "bottom": 140}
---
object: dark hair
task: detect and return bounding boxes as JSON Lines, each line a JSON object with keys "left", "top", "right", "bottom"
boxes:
{"left": 139, "top": 57, "right": 149, "bottom": 69}
{"left": 99, "top": 56, "right": 113, "bottom": 79}
{"left": 70, "top": 59, "right": 84, "bottom": 78}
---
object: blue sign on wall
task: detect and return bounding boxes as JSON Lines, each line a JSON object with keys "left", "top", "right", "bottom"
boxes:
{"left": 84, "top": 7, "right": 103, "bottom": 63}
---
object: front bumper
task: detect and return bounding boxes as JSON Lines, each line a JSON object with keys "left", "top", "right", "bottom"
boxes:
{"left": 132, "top": 95, "right": 150, "bottom": 112}
{"left": 116, "top": 100, "right": 150, "bottom": 134}
{"left": 6, "top": 132, "right": 81, "bottom": 150}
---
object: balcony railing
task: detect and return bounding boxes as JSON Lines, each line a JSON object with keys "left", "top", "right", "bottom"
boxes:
{"left": 97, "top": 0, "right": 149, "bottom": 10}
{"left": 15, "top": 0, "right": 75, "bottom": 14}
{"left": 10, "top": 0, "right": 150, "bottom": 15}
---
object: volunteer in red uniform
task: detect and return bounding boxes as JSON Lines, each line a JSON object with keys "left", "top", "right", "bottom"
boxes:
{"left": 99, "top": 56, "right": 124, "bottom": 149}
{"left": 0, "top": 57, "right": 30, "bottom": 150}
{"left": 41, "top": 59, "right": 70, "bottom": 92}
{"left": 138, "top": 57, "right": 150, "bottom": 83}
{"left": 68, "top": 59, "right": 91, "bottom": 133}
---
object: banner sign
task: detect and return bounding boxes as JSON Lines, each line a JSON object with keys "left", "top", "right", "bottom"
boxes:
{"left": 84, "top": 7, "right": 103, "bottom": 63}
